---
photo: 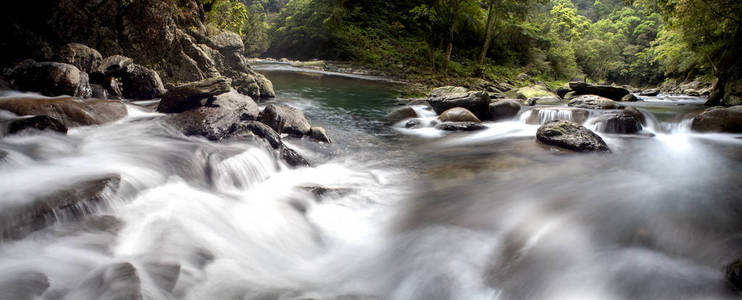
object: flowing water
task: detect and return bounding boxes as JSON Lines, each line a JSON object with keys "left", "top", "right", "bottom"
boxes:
{"left": 0, "top": 65, "right": 741, "bottom": 300}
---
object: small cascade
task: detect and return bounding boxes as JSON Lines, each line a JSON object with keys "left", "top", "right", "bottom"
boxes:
{"left": 209, "top": 147, "right": 278, "bottom": 190}
{"left": 519, "top": 107, "right": 590, "bottom": 125}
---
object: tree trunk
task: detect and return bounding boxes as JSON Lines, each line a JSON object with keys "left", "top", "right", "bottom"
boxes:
{"left": 429, "top": 43, "right": 436, "bottom": 80}
{"left": 474, "top": 0, "right": 497, "bottom": 77}
{"left": 442, "top": 0, "right": 460, "bottom": 79}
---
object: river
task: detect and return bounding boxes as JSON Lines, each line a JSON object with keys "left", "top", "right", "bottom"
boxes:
{"left": 0, "top": 64, "right": 740, "bottom": 299}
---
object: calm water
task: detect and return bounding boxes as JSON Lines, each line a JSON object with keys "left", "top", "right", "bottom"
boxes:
{"left": 0, "top": 65, "right": 740, "bottom": 299}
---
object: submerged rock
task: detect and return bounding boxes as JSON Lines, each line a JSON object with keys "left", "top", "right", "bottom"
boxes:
{"left": 536, "top": 120, "right": 610, "bottom": 152}
{"left": 386, "top": 106, "right": 418, "bottom": 123}
{"left": 691, "top": 105, "right": 742, "bottom": 133}
{"left": 260, "top": 104, "right": 312, "bottom": 137}
{"left": 427, "top": 86, "right": 490, "bottom": 120}
{"left": 54, "top": 43, "right": 102, "bottom": 74}
{"left": 0, "top": 175, "right": 121, "bottom": 239}
{"left": 568, "top": 95, "right": 623, "bottom": 110}
{"left": 64, "top": 262, "right": 142, "bottom": 300}
{"left": 439, "top": 107, "right": 481, "bottom": 123}
{"left": 489, "top": 99, "right": 522, "bottom": 121}
{"left": 0, "top": 271, "right": 49, "bottom": 300}
{"left": 7, "top": 115, "right": 68, "bottom": 134}
{"left": 0, "top": 97, "right": 127, "bottom": 127}
{"left": 5, "top": 59, "right": 91, "bottom": 98}
{"left": 157, "top": 77, "right": 232, "bottom": 113}
{"left": 436, "top": 122, "right": 487, "bottom": 131}
{"left": 568, "top": 82, "right": 631, "bottom": 102}
{"left": 309, "top": 126, "right": 331, "bottom": 143}
{"left": 280, "top": 147, "right": 310, "bottom": 167}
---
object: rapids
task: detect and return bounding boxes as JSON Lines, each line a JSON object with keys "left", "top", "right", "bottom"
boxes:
{"left": 0, "top": 65, "right": 741, "bottom": 300}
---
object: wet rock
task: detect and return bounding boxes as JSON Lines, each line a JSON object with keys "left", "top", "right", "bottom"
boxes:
{"left": 536, "top": 120, "right": 610, "bottom": 152}
{"left": 90, "top": 84, "right": 107, "bottom": 99}
{"left": 232, "top": 121, "right": 282, "bottom": 149}
{"left": 489, "top": 99, "right": 522, "bottom": 121}
{"left": 386, "top": 106, "right": 418, "bottom": 123}
{"left": 427, "top": 86, "right": 490, "bottom": 120}
{"left": 620, "top": 94, "right": 639, "bottom": 102}
{"left": 726, "top": 258, "right": 742, "bottom": 293}
{"left": 526, "top": 96, "right": 562, "bottom": 106}
{"left": 439, "top": 107, "right": 481, "bottom": 123}
{"left": 691, "top": 105, "right": 742, "bottom": 133}
{"left": 404, "top": 119, "right": 422, "bottom": 128}
{"left": 280, "top": 146, "right": 310, "bottom": 167}
{"left": 8, "top": 115, "right": 68, "bottom": 134}
{"left": 260, "top": 104, "right": 312, "bottom": 137}
{"left": 5, "top": 59, "right": 92, "bottom": 98}
{"left": 309, "top": 126, "right": 331, "bottom": 143}
{"left": 640, "top": 89, "right": 659, "bottom": 96}
{"left": 436, "top": 122, "right": 487, "bottom": 131}
{"left": 556, "top": 86, "right": 571, "bottom": 98}
{"left": 54, "top": 43, "right": 102, "bottom": 73}
{"left": 0, "top": 175, "right": 121, "bottom": 239}
{"left": 157, "top": 77, "right": 232, "bottom": 113}
{"left": 165, "top": 89, "right": 260, "bottom": 140}
{"left": 568, "top": 82, "right": 631, "bottom": 102}
{"left": 97, "top": 55, "right": 133, "bottom": 77}
{"left": 141, "top": 260, "right": 181, "bottom": 293}
{"left": 568, "top": 95, "right": 623, "bottom": 109}
{"left": 120, "top": 64, "right": 165, "bottom": 99}
{"left": 0, "top": 271, "right": 49, "bottom": 300}
{"left": 64, "top": 262, "right": 142, "bottom": 300}
{"left": 103, "top": 77, "right": 123, "bottom": 98}
{"left": 0, "top": 97, "right": 127, "bottom": 127}
{"left": 595, "top": 106, "right": 645, "bottom": 134}
{"left": 525, "top": 107, "right": 589, "bottom": 125}
{"left": 80, "top": 215, "right": 122, "bottom": 234}
{"left": 299, "top": 186, "right": 353, "bottom": 201}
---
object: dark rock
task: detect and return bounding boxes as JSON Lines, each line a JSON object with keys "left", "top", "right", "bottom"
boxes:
{"left": 103, "top": 77, "right": 123, "bottom": 98}
{"left": 0, "top": 77, "right": 10, "bottom": 90}
{"left": 726, "top": 258, "right": 742, "bottom": 293}
{"left": 165, "top": 89, "right": 260, "bottom": 140}
{"left": 309, "top": 126, "right": 331, "bottom": 143}
{"left": 556, "top": 87, "right": 571, "bottom": 98}
{"left": 568, "top": 82, "right": 631, "bottom": 102}
{"left": 405, "top": 119, "right": 422, "bottom": 128}
{"left": 54, "top": 43, "right": 102, "bottom": 73}
{"left": 568, "top": 95, "right": 623, "bottom": 110}
{"left": 620, "top": 94, "right": 639, "bottom": 102}
{"left": 97, "top": 55, "right": 134, "bottom": 77}
{"left": 640, "top": 89, "right": 659, "bottom": 96}
{"left": 594, "top": 107, "right": 645, "bottom": 134}
{"left": 435, "top": 122, "right": 487, "bottom": 131}
{"left": 708, "top": 79, "right": 742, "bottom": 106}
{"left": 489, "top": 99, "right": 522, "bottom": 121}
{"left": 6, "top": 59, "right": 91, "bottom": 98}
{"left": 120, "top": 64, "right": 165, "bottom": 99}
{"left": 0, "top": 97, "right": 127, "bottom": 127}
{"left": 232, "top": 121, "right": 282, "bottom": 149}
{"left": 439, "top": 107, "right": 481, "bottom": 123}
{"left": 260, "top": 104, "right": 312, "bottom": 137}
{"left": 386, "top": 106, "right": 418, "bottom": 123}
{"left": 691, "top": 106, "right": 742, "bottom": 133}
{"left": 428, "top": 86, "right": 490, "bottom": 120}
{"left": 90, "top": 84, "right": 107, "bottom": 99}
{"left": 157, "top": 77, "right": 232, "bottom": 113}
{"left": 299, "top": 186, "right": 353, "bottom": 201}
{"left": 8, "top": 115, "right": 68, "bottom": 134}
{"left": 536, "top": 120, "right": 610, "bottom": 152}
{"left": 280, "top": 146, "right": 310, "bottom": 167}
{"left": 0, "top": 175, "right": 121, "bottom": 239}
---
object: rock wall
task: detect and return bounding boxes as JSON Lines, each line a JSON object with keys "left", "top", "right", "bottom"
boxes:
{"left": 0, "top": 0, "right": 273, "bottom": 98}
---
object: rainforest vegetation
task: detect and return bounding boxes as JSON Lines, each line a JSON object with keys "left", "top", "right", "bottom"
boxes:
{"left": 201, "top": 0, "right": 739, "bottom": 87}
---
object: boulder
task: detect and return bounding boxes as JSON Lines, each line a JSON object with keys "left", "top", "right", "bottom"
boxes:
{"left": 568, "top": 95, "right": 623, "bottom": 109}
{"left": 103, "top": 77, "right": 123, "bottom": 98}
{"left": 620, "top": 94, "right": 639, "bottom": 102}
{"left": 489, "top": 99, "right": 522, "bottom": 121}
{"left": 165, "top": 89, "right": 260, "bottom": 140}
{"left": 5, "top": 60, "right": 91, "bottom": 98}
{"left": 309, "top": 126, "right": 331, "bottom": 143}
{"left": 439, "top": 107, "right": 481, "bottom": 123}
{"left": 97, "top": 55, "right": 134, "bottom": 78}
{"left": 260, "top": 104, "right": 312, "bottom": 137}
{"left": 556, "top": 86, "right": 571, "bottom": 99}
{"left": 386, "top": 106, "right": 418, "bottom": 123}
{"left": 516, "top": 73, "right": 531, "bottom": 82}
{"left": 526, "top": 96, "right": 562, "bottom": 106}
{"left": 568, "top": 82, "right": 631, "bottom": 102}
{"left": 707, "top": 79, "right": 742, "bottom": 106}
{"left": 404, "top": 119, "right": 422, "bottom": 128}
{"left": 691, "top": 106, "right": 742, "bottom": 133}
{"left": 120, "top": 64, "right": 165, "bottom": 99}
{"left": 231, "top": 121, "right": 281, "bottom": 149}
{"left": 435, "top": 122, "right": 487, "bottom": 131}
{"left": 640, "top": 89, "right": 659, "bottom": 97}
{"left": 594, "top": 106, "right": 645, "bottom": 134}
{"left": 7, "top": 115, "right": 68, "bottom": 134}
{"left": 517, "top": 85, "right": 558, "bottom": 100}
{"left": 0, "top": 97, "right": 127, "bottom": 127}
{"left": 157, "top": 77, "right": 232, "bottom": 113}
{"left": 536, "top": 120, "right": 610, "bottom": 152}
{"left": 427, "top": 86, "right": 490, "bottom": 119}
{"left": 0, "top": 175, "right": 120, "bottom": 239}
{"left": 54, "top": 43, "right": 102, "bottom": 73}
{"left": 280, "top": 147, "right": 310, "bottom": 167}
